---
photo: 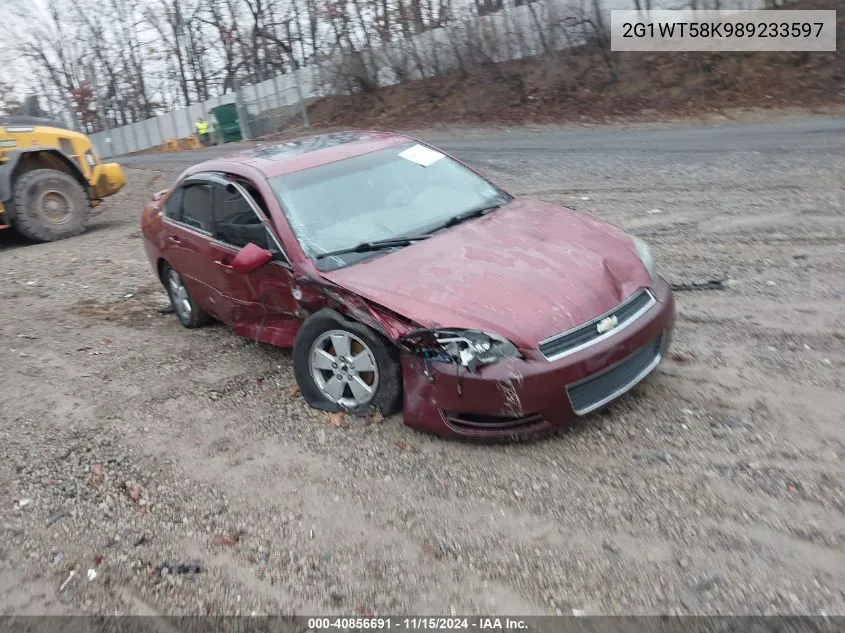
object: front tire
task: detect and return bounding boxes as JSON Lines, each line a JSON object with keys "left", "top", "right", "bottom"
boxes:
{"left": 162, "top": 263, "right": 212, "bottom": 328}
{"left": 293, "top": 309, "right": 402, "bottom": 415}
{"left": 10, "top": 169, "right": 90, "bottom": 242}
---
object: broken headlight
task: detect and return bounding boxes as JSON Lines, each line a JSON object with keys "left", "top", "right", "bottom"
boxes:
{"left": 400, "top": 328, "right": 522, "bottom": 374}
{"left": 631, "top": 236, "right": 658, "bottom": 285}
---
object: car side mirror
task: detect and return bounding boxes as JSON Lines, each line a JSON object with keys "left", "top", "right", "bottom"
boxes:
{"left": 231, "top": 242, "right": 273, "bottom": 274}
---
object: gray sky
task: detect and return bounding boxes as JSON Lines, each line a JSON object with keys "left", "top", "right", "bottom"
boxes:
{"left": 2, "top": 0, "right": 44, "bottom": 97}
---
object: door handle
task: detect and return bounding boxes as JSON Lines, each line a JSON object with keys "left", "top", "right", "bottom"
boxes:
{"left": 214, "top": 258, "right": 233, "bottom": 271}
{"left": 168, "top": 234, "right": 182, "bottom": 245}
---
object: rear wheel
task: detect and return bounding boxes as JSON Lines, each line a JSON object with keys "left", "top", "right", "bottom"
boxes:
{"left": 10, "top": 169, "right": 89, "bottom": 242}
{"left": 162, "top": 263, "right": 212, "bottom": 328}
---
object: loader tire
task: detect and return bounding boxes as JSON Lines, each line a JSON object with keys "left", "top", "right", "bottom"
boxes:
{"left": 10, "top": 169, "right": 90, "bottom": 242}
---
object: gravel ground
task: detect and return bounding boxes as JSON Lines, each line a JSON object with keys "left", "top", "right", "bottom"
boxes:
{"left": 1, "top": 118, "right": 845, "bottom": 617}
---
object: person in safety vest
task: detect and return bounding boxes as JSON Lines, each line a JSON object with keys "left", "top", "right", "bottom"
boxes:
{"left": 195, "top": 118, "right": 210, "bottom": 146}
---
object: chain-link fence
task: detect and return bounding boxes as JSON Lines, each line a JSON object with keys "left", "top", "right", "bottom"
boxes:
{"left": 234, "top": 72, "right": 312, "bottom": 141}
{"left": 86, "top": 65, "right": 321, "bottom": 158}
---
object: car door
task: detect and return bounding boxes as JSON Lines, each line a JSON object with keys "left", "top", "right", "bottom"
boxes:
{"left": 160, "top": 178, "right": 224, "bottom": 318}
{"left": 208, "top": 179, "right": 301, "bottom": 346}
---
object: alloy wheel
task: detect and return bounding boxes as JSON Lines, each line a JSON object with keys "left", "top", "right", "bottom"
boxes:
{"left": 309, "top": 329, "right": 380, "bottom": 408}
{"left": 167, "top": 268, "right": 192, "bottom": 322}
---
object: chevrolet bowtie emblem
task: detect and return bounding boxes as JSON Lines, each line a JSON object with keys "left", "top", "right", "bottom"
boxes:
{"left": 596, "top": 315, "right": 619, "bottom": 334}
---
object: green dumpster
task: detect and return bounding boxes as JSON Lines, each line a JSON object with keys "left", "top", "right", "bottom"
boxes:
{"left": 210, "top": 103, "right": 242, "bottom": 144}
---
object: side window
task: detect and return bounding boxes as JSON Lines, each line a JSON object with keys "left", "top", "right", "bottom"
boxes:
{"left": 240, "top": 181, "right": 269, "bottom": 216}
{"left": 59, "top": 138, "right": 82, "bottom": 170}
{"left": 180, "top": 183, "right": 214, "bottom": 232}
{"left": 59, "top": 138, "right": 74, "bottom": 156}
{"left": 212, "top": 183, "right": 274, "bottom": 252}
{"left": 164, "top": 188, "right": 183, "bottom": 220}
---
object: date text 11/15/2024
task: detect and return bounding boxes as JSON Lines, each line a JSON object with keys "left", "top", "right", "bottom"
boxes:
{"left": 307, "top": 617, "right": 529, "bottom": 631}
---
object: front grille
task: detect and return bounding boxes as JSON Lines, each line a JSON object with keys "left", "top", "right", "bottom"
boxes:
{"left": 566, "top": 335, "right": 662, "bottom": 415}
{"left": 442, "top": 411, "right": 548, "bottom": 433}
{"left": 539, "top": 289, "right": 655, "bottom": 361}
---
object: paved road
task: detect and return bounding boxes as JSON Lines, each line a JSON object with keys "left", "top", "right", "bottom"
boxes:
{"left": 118, "top": 116, "right": 845, "bottom": 172}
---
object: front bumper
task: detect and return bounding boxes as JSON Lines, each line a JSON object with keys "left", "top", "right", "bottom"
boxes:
{"left": 400, "top": 276, "right": 676, "bottom": 440}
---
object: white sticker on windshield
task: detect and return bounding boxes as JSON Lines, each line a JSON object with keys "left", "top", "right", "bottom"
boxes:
{"left": 398, "top": 144, "right": 444, "bottom": 168}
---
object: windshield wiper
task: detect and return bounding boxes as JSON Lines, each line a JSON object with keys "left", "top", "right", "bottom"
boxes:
{"left": 314, "top": 199, "right": 508, "bottom": 261}
{"left": 424, "top": 202, "right": 505, "bottom": 234}
{"left": 314, "top": 236, "right": 427, "bottom": 260}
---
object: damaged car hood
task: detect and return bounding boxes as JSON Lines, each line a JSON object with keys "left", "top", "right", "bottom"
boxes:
{"left": 321, "top": 198, "right": 652, "bottom": 348}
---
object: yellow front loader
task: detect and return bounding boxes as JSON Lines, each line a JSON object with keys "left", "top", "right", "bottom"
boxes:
{"left": 0, "top": 116, "right": 126, "bottom": 242}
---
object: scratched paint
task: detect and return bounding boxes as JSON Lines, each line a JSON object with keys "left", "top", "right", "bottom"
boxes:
{"left": 498, "top": 380, "right": 524, "bottom": 417}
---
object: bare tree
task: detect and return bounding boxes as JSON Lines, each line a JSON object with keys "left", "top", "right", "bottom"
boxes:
{"left": 0, "top": 80, "right": 23, "bottom": 116}
{"left": 11, "top": 1, "right": 89, "bottom": 126}
{"left": 1, "top": 0, "right": 672, "bottom": 136}
{"left": 145, "top": 0, "right": 197, "bottom": 105}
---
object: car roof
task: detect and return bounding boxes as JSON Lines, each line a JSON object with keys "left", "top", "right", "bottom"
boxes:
{"left": 209, "top": 130, "right": 413, "bottom": 178}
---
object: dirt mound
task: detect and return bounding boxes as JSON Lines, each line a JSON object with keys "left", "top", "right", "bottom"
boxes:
{"left": 306, "top": 0, "right": 844, "bottom": 128}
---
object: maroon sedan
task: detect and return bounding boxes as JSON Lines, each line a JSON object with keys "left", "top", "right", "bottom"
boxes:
{"left": 140, "top": 131, "right": 675, "bottom": 439}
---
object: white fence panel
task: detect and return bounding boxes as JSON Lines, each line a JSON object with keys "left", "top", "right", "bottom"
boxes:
{"left": 158, "top": 111, "right": 176, "bottom": 141}
{"left": 129, "top": 122, "right": 147, "bottom": 152}
{"left": 171, "top": 108, "right": 191, "bottom": 139}
{"left": 88, "top": 131, "right": 108, "bottom": 157}
{"left": 139, "top": 120, "right": 156, "bottom": 149}
{"left": 141, "top": 119, "right": 157, "bottom": 148}
{"left": 111, "top": 129, "right": 128, "bottom": 156}
{"left": 241, "top": 83, "right": 260, "bottom": 105}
